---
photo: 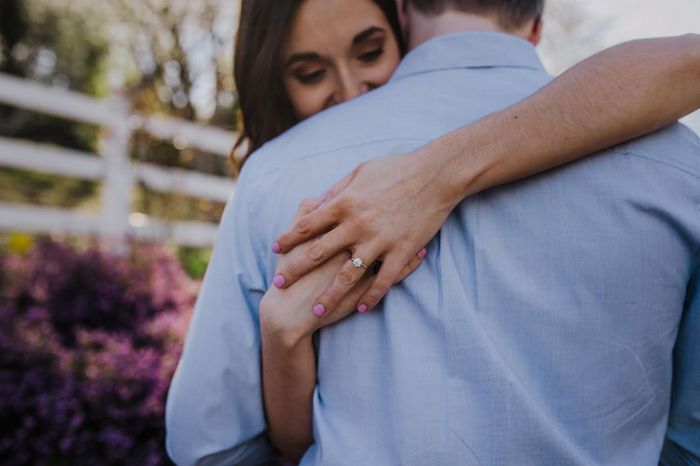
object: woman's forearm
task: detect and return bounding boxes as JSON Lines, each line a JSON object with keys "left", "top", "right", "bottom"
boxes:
{"left": 259, "top": 252, "right": 376, "bottom": 461}
{"left": 431, "top": 34, "right": 700, "bottom": 202}
{"left": 261, "top": 329, "right": 316, "bottom": 462}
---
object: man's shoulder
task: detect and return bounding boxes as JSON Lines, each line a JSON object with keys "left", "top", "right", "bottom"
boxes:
{"left": 241, "top": 81, "right": 431, "bottom": 183}
{"left": 612, "top": 123, "right": 700, "bottom": 178}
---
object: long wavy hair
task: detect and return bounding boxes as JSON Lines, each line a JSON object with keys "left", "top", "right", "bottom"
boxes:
{"left": 232, "top": 0, "right": 404, "bottom": 172}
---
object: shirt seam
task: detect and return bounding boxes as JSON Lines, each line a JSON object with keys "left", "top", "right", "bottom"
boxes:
{"left": 612, "top": 148, "right": 700, "bottom": 180}
{"left": 391, "top": 64, "right": 545, "bottom": 82}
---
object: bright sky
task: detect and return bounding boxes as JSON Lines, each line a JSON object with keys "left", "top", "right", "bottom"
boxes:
{"left": 541, "top": 0, "right": 700, "bottom": 132}
{"left": 583, "top": 0, "right": 700, "bottom": 42}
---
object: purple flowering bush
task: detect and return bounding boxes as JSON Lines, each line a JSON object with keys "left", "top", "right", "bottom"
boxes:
{"left": 0, "top": 240, "right": 196, "bottom": 465}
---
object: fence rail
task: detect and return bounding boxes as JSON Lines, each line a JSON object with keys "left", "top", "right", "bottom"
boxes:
{"left": 0, "top": 72, "right": 237, "bottom": 251}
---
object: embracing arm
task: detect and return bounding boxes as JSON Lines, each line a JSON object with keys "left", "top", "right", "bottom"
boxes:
{"left": 271, "top": 34, "right": 700, "bottom": 315}
{"left": 434, "top": 33, "right": 700, "bottom": 201}
{"left": 260, "top": 253, "right": 355, "bottom": 462}
{"left": 260, "top": 319, "right": 316, "bottom": 463}
{"left": 260, "top": 214, "right": 424, "bottom": 461}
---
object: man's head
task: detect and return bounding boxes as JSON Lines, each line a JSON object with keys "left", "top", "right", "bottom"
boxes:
{"left": 396, "top": 0, "right": 544, "bottom": 49}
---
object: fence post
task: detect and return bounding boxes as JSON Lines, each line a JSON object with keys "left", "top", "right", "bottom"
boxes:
{"left": 99, "top": 94, "right": 133, "bottom": 255}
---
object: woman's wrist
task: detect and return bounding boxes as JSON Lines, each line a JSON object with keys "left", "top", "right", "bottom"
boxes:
{"left": 260, "top": 297, "right": 317, "bottom": 350}
{"left": 419, "top": 124, "right": 500, "bottom": 207}
{"left": 260, "top": 308, "right": 316, "bottom": 461}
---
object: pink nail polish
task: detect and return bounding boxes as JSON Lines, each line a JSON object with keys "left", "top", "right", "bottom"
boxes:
{"left": 313, "top": 304, "right": 326, "bottom": 316}
{"left": 272, "top": 242, "right": 281, "bottom": 253}
{"left": 418, "top": 248, "right": 427, "bottom": 259}
{"left": 358, "top": 304, "right": 368, "bottom": 313}
{"left": 272, "top": 274, "right": 286, "bottom": 288}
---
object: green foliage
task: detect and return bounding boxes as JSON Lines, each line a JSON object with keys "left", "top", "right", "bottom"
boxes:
{"left": 177, "top": 246, "right": 211, "bottom": 279}
{"left": 133, "top": 185, "right": 225, "bottom": 224}
{"left": 0, "top": 0, "right": 108, "bottom": 94}
{"left": 0, "top": 167, "right": 98, "bottom": 208}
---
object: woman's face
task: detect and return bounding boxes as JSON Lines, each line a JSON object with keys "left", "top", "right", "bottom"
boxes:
{"left": 282, "top": 0, "right": 401, "bottom": 120}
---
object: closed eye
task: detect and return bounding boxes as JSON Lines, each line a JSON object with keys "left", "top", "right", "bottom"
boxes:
{"left": 296, "top": 69, "right": 326, "bottom": 84}
{"left": 358, "top": 48, "right": 384, "bottom": 63}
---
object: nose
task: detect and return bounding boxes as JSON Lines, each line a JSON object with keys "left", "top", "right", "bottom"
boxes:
{"left": 333, "top": 66, "right": 369, "bottom": 105}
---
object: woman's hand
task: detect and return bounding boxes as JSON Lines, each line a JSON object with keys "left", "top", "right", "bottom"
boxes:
{"left": 261, "top": 194, "right": 428, "bottom": 344}
{"left": 261, "top": 236, "right": 426, "bottom": 348}
{"left": 269, "top": 148, "right": 460, "bottom": 318}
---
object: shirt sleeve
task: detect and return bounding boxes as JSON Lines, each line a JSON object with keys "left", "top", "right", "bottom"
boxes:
{"left": 659, "top": 261, "right": 700, "bottom": 466}
{"left": 165, "top": 172, "right": 278, "bottom": 466}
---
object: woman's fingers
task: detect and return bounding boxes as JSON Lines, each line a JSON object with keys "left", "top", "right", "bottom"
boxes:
{"left": 392, "top": 248, "right": 427, "bottom": 284}
{"left": 311, "top": 245, "right": 383, "bottom": 317}
{"left": 312, "top": 246, "right": 428, "bottom": 318}
{"left": 273, "top": 203, "right": 340, "bottom": 254}
{"left": 276, "top": 195, "right": 326, "bottom": 251}
{"left": 273, "top": 224, "right": 355, "bottom": 288}
{"left": 313, "top": 269, "right": 374, "bottom": 328}
{"left": 357, "top": 258, "right": 405, "bottom": 312}
{"left": 271, "top": 195, "right": 326, "bottom": 279}
{"left": 357, "top": 251, "right": 421, "bottom": 312}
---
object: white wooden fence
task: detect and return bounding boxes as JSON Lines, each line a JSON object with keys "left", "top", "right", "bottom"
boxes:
{"left": 0, "top": 72, "right": 237, "bottom": 253}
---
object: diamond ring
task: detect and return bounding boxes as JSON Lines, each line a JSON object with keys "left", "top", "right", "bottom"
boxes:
{"left": 350, "top": 256, "right": 369, "bottom": 269}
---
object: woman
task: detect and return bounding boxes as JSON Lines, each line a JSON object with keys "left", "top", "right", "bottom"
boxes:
{"left": 233, "top": 0, "right": 700, "bottom": 461}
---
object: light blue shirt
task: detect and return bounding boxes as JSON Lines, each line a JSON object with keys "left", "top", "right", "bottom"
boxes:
{"left": 166, "top": 32, "right": 700, "bottom": 466}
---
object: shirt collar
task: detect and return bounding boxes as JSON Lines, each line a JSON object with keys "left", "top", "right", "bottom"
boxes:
{"left": 391, "top": 31, "right": 546, "bottom": 81}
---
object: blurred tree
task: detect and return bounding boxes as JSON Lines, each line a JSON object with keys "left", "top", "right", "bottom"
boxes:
{"left": 0, "top": 0, "right": 28, "bottom": 76}
{"left": 0, "top": 0, "right": 238, "bottom": 225}
{"left": 0, "top": 0, "right": 107, "bottom": 145}
{"left": 108, "top": 0, "right": 238, "bottom": 128}
{"left": 97, "top": 0, "right": 238, "bottom": 223}
{"left": 0, "top": 0, "right": 108, "bottom": 210}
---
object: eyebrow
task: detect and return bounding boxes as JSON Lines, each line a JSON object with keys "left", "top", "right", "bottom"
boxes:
{"left": 352, "top": 26, "right": 386, "bottom": 45}
{"left": 285, "top": 52, "right": 322, "bottom": 68}
{"left": 285, "top": 26, "right": 387, "bottom": 68}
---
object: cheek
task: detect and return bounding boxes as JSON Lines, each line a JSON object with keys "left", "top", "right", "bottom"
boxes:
{"left": 284, "top": 79, "right": 332, "bottom": 120}
{"left": 360, "top": 46, "right": 401, "bottom": 87}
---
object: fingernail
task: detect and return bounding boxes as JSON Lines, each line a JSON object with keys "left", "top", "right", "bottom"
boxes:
{"left": 418, "top": 248, "right": 427, "bottom": 259}
{"left": 313, "top": 304, "right": 326, "bottom": 316}
{"left": 272, "top": 274, "right": 286, "bottom": 288}
{"left": 357, "top": 304, "right": 368, "bottom": 313}
{"left": 272, "top": 242, "right": 281, "bottom": 254}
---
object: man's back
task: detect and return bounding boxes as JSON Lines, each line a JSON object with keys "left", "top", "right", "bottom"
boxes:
{"left": 167, "top": 32, "right": 700, "bottom": 465}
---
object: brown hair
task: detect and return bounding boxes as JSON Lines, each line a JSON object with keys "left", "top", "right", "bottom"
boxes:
{"left": 407, "top": 0, "right": 544, "bottom": 30}
{"left": 232, "top": 0, "right": 404, "bottom": 173}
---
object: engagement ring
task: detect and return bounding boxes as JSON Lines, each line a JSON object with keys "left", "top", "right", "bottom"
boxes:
{"left": 350, "top": 256, "right": 368, "bottom": 269}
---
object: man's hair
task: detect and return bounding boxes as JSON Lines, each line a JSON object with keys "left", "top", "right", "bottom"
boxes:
{"left": 407, "top": 0, "right": 544, "bottom": 30}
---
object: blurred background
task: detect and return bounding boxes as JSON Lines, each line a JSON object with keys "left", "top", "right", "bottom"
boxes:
{"left": 0, "top": 0, "right": 698, "bottom": 464}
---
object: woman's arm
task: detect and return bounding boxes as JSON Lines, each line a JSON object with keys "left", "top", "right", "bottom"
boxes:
{"left": 271, "top": 34, "right": 700, "bottom": 315}
{"left": 260, "top": 232, "right": 425, "bottom": 461}
{"left": 437, "top": 33, "right": 700, "bottom": 201}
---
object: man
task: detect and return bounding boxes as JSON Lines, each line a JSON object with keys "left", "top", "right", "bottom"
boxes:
{"left": 166, "top": 1, "right": 700, "bottom": 464}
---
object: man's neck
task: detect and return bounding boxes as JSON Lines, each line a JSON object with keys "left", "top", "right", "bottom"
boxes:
{"left": 406, "top": 11, "right": 505, "bottom": 51}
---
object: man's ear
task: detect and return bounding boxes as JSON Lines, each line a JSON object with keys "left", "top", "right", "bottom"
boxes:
{"left": 528, "top": 16, "right": 543, "bottom": 46}
{"left": 396, "top": 0, "right": 409, "bottom": 41}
